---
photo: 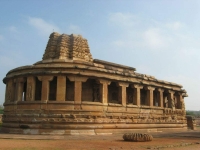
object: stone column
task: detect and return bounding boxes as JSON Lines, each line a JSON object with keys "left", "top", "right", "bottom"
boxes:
{"left": 146, "top": 86, "right": 155, "bottom": 107}
{"left": 176, "top": 92, "right": 182, "bottom": 109}
{"left": 26, "top": 76, "right": 36, "bottom": 101}
{"left": 68, "top": 76, "right": 88, "bottom": 109}
{"left": 38, "top": 76, "right": 54, "bottom": 101}
{"left": 168, "top": 90, "right": 175, "bottom": 109}
{"left": 118, "top": 82, "right": 129, "bottom": 106}
{"left": 157, "top": 88, "right": 164, "bottom": 108}
{"left": 179, "top": 93, "right": 186, "bottom": 116}
{"left": 132, "top": 84, "right": 143, "bottom": 106}
{"left": 14, "top": 77, "right": 26, "bottom": 102}
{"left": 99, "top": 79, "right": 110, "bottom": 105}
{"left": 56, "top": 76, "right": 66, "bottom": 101}
{"left": 5, "top": 79, "right": 14, "bottom": 102}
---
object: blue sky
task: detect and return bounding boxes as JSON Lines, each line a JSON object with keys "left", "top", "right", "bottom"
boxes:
{"left": 0, "top": 0, "right": 200, "bottom": 110}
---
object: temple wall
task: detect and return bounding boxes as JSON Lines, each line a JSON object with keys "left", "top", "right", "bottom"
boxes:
{"left": 2, "top": 66, "right": 187, "bottom": 134}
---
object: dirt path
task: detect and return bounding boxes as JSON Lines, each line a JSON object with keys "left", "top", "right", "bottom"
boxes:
{"left": 0, "top": 130, "right": 200, "bottom": 150}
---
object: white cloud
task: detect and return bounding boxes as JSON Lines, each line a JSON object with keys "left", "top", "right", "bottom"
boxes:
{"left": 68, "top": 24, "right": 82, "bottom": 34}
{"left": 108, "top": 12, "right": 200, "bottom": 111}
{"left": 108, "top": 12, "right": 199, "bottom": 55}
{"left": 109, "top": 12, "right": 138, "bottom": 27}
{"left": 166, "top": 21, "right": 183, "bottom": 30}
{"left": 143, "top": 28, "right": 167, "bottom": 50}
{"left": 28, "top": 17, "right": 61, "bottom": 36}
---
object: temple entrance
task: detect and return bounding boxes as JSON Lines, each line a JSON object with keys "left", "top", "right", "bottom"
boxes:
{"left": 140, "top": 88, "right": 147, "bottom": 105}
{"left": 108, "top": 82, "right": 119, "bottom": 104}
{"left": 82, "top": 79, "right": 100, "bottom": 102}
{"left": 66, "top": 78, "right": 74, "bottom": 101}
{"left": 126, "top": 85, "right": 134, "bottom": 104}
{"left": 153, "top": 90, "right": 159, "bottom": 106}
{"left": 49, "top": 77, "right": 57, "bottom": 101}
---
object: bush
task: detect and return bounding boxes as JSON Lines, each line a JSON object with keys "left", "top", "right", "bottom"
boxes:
{"left": 0, "top": 105, "right": 3, "bottom": 114}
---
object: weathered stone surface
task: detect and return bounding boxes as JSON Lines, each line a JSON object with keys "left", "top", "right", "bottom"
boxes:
{"left": 43, "top": 33, "right": 93, "bottom": 62}
{"left": 2, "top": 32, "right": 188, "bottom": 135}
{"left": 123, "top": 133, "right": 153, "bottom": 142}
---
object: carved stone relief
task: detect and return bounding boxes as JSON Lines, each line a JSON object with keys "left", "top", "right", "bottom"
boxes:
{"left": 6, "top": 88, "right": 11, "bottom": 102}
{"left": 92, "top": 83, "right": 100, "bottom": 102}
{"left": 42, "top": 32, "right": 93, "bottom": 62}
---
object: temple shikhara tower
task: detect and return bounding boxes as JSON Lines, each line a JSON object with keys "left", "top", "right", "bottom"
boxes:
{"left": 2, "top": 32, "right": 188, "bottom": 135}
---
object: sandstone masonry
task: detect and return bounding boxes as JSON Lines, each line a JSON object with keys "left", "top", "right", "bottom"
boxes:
{"left": 2, "top": 32, "right": 188, "bottom": 135}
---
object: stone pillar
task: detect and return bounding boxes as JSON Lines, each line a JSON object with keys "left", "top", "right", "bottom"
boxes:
{"left": 38, "top": 76, "right": 54, "bottom": 101}
{"left": 157, "top": 88, "right": 164, "bottom": 108}
{"left": 132, "top": 84, "right": 143, "bottom": 106}
{"left": 176, "top": 92, "right": 182, "bottom": 109}
{"left": 168, "top": 90, "right": 175, "bottom": 109}
{"left": 99, "top": 79, "right": 110, "bottom": 104}
{"left": 180, "top": 93, "right": 186, "bottom": 115}
{"left": 5, "top": 79, "right": 14, "bottom": 102}
{"left": 14, "top": 77, "right": 26, "bottom": 102}
{"left": 68, "top": 76, "right": 88, "bottom": 109}
{"left": 146, "top": 86, "right": 155, "bottom": 107}
{"left": 56, "top": 76, "right": 66, "bottom": 101}
{"left": 26, "top": 76, "right": 36, "bottom": 101}
{"left": 118, "top": 82, "right": 129, "bottom": 106}
{"left": 181, "top": 94, "right": 186, "bottom": 110}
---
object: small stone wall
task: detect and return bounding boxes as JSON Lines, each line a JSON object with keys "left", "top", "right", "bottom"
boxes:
{"left": 186, "top": 116, "right": 196, "bottom": 130}
{"left": 195, "top": 118, "right": 200, "bottom": 126}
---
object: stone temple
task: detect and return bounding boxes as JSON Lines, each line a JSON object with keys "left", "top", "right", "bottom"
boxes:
{"left": 2, "top": 32, "right": 188, "bottom": 135}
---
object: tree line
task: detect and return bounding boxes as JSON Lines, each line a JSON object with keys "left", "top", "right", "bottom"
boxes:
{"left": 186, "top": 110, "right": 200, "bottom": 118}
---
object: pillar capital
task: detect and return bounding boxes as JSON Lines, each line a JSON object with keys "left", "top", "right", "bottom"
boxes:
{"left": 37, "top": 76, "right": 54, "bottom": 101}
{"left": 98, "top": 79, "right": 110, "bottom": 104}
{"left": 117, "top": 82, "right": 129, "bottom": 87}
{"left": 117, "top": 82, "right": 129, "bottom": 106}
{"left": 145, "top": 86, "right": 155, "bottom": 91}
{"left": 176, "top": 92, "right": 182, "bottom": 96}
{"left": 37, "top": 76, "right": 54, "bottom": 81}
{"left": 131, "top": 84, "right": 143, "bottom": 89}
{"left": 145, "top": 86, "right": 155, "bottom": 107}
{"left": 98, "top": 79, "right": 111, "bottom": 85}
{"left": 157, "top": 88, "right": 164, "bottom": 93}
{"left": 168, "top": 90, "right": 175, "bottom": 94}
{"left": 182, "top": 93, "right": 188, "bottom": 97}
{"left": 67, "top": 75, "right": 88, "bottom": 82}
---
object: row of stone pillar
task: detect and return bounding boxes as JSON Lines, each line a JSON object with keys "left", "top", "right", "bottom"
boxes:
{"left": 5, "top": 75, "right": 183, "bottom": 109}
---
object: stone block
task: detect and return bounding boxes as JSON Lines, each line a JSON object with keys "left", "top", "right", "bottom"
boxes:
{"left": 123, "top": 133, "right": 153, "bottom": 142}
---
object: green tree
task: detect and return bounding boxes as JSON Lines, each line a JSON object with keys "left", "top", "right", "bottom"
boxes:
{"left": 186, "top": 111, "right": 194, "bottom": 116}
{"left": 0, "top": 105, "right": 4, "bottom": 114}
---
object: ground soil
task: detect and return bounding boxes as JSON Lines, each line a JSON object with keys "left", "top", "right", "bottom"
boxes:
{"left": 0, "top": 129, "right": 200, "bottom": 150}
